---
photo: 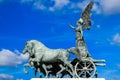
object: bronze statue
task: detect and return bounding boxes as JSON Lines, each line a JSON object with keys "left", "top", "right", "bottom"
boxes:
{"left": 22, "top": 1, "right": 106, "bottom": 78}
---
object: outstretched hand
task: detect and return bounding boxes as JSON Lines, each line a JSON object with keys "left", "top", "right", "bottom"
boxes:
{"left": 68, "top": 23, "right": 76, "bottom": 30}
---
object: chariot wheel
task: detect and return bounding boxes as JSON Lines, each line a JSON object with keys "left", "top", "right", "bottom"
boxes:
{"left": 75, "top": 60, "right": 96, "bottom": 78}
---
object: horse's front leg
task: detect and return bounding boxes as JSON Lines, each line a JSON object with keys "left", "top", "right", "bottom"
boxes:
{"left": 37, "top": 68, "right": 42, "bottom": 78}
{"left": 29, "top": 59, "right": 35, "bottom": 70}
{"left": 23, "top": 63, "right": 31, "bottom": 74}
{"left": 29, "top": 58, "right": 36, "bottom": 62}
{"left": 29, "top": 57, "right": 40, "bottom": 65}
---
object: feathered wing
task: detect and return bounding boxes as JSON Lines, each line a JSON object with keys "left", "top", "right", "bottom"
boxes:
{"left": 81, "top": 1, "right": 94, "bottom": 30}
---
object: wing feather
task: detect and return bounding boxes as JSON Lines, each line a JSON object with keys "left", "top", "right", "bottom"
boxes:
{"left": 81, "top": 1, "right": 94, "bottom": 30}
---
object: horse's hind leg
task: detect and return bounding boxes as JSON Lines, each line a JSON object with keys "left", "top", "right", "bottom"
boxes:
{"left": 61, "top": 59, "right": 74, "bottom": 77}
{"left": 42, "top": 64, "right": 48, "bottom": 78}
{"left": 56, "top": 64, "right": 65, "bottom": 78}
{"left": 35, "top": 70, "right": 39, "bottom": 78}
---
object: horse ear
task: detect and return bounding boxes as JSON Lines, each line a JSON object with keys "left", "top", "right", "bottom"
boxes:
{"left": 25, "top": 41, "right": 29, "bottom": 45}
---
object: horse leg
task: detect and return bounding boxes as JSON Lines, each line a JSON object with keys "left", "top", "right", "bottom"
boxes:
{"left": 61, "top": 59, "right": 74, "bottom": 77}
{"left": 61, "top": 66, "right": 73, "bottom": 78}
{"left": 24, "top": 60, "right": 35, "bottom": 74}
{"left": 29, "top": 59, "right": 34, "bottom": 70}
{"left": 56, "top": 64, "right": 65, "bottom": 78}
{"left": 23, "top": 63, "right": 31, "bottom": 74}
{"left": 36, "top": 68, "right": 43, "bottom": 78}
{"left": 42, "top": 64, "right": 48, "bottom": 78}
{"left": 66, "top": 70, "right": 73, "bottom": 78}
{"left": 35, "top": 69, "right": 39, "bottom": 78}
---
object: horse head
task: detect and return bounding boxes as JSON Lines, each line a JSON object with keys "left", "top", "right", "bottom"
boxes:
{"left": 22, "top": 41, "right": 35, "bottom": 57}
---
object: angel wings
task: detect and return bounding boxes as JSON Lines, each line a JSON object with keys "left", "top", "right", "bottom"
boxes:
{"left": 80, "top": 1, "right": 94, "bottom": 30}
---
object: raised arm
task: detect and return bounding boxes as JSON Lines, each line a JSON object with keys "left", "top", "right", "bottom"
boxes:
{"left": 68, "top": 23, "right": 76, "bottom": 30}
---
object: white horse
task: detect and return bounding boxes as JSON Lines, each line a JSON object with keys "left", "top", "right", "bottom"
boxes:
{"left": 22, "top": 40, "right": 74, "bottom": 77}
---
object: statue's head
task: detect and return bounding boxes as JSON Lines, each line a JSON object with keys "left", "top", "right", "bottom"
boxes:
{"left": 77, "top": 18, "right": 83, "bottom": 26}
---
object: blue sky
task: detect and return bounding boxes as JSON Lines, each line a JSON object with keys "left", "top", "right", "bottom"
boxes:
{"left": 0, "top": 0, "right": 120, "bottom": 80}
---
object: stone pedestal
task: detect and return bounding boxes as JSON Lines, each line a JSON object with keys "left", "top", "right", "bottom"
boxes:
{"left": 31, "top": 78, "right": 105, "bottom": 80}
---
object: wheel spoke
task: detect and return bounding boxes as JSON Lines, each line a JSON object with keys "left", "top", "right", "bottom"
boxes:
{"left": 76, "top": 69, "right": 84, "bottom": 71}
{"left": 75, "top": 61, "right": 96, "bottom": 78}
{"left": 83, "top": 62, "right": 86, "bottom": 67}
{"left": 87, "top": 62, "right": 91, "bottom": 68}
{"left": 87, "top": 68, "right": 94, "bottom": 71}
{"left": 85, "top": 62, "right": 86, "bottom": 67}
{"left": 78, "top": 70, "right": 84, "bottom": 77}
{"left": 79, "top": 64, "right": 84, "bottom": 68}
{"left": 85, "top": 71, "right": 87, "bottom": 78}
{"left": 86, "top": 71, "right": 91, "bottom": 76}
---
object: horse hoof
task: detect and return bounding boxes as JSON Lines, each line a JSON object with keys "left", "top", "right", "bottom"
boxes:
{"left": 31, "top": 67, "right": 34, "bottom": 70}
{"left": 37, "top": 62, "right": 40, "bottom": 65}
{"left": 45, "top": 76, "right": 48, "bottom": 78}
{"left": 25, "top": 71, "right": 29, "bottom": 74}
{"left": 56, "top": 75, "right": 59, "bottom": 78}
{"left": 36, "top": 76, "right": 39, "bottom": 78}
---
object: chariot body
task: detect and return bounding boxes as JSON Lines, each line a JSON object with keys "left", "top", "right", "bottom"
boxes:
{"left": 22, "top": 1, "right": 105, "bottom": 78}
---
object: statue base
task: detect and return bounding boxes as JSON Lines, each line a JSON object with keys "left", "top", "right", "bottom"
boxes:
{"left": 31, "top": 78, "right": 105, "bottom": 80}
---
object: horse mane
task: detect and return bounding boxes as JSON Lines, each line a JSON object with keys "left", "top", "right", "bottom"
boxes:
{"left": 28, "top": 40, "right": 66, "bottom": 51}
{"left": 29, "top": 40, "right": 48, "bottom": 49}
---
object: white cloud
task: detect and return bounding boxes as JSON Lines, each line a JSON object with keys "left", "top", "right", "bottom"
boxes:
{"left": 16, "top": 78, "right": 24, "bottom": 80}
{"left": 21, "top": 0, "right": 33, "bottom": 3}
{"left": 111, "top": 33, "right": 120, "bottom": 46}
{"left": 70, "top": 0, "right": 101, "bottom": 14}
{"left": 75, "top": 0, "right": 90, "bottom": 10}
{"left": 117, "top": 64, "right": 120, "bottom": 69}
{"left": 49, "top": 7, "right": 54, "bottom": 12}
{"left": 33, "top": 1, "right": 46, "bottom": 10}
{"left": 33, "top": 0, "right": 70, "bottom": 11}
{"left": 49, "top": 0, "right": 70, "bottom": 11}
{"left": 0, "top": 49, "right": 28, "bottom": 67}
{"left": 19, "top": 0, "right": 120, "bottom": 14}
{"left": 99, "top": 0, "right": 120, "bottom": 14}
{"left": 92, "top": 2, "right": 101, "bottom": 14}
{"left": 19, "top": 0, "right": 99, "bottom": 13}
{"left": 112, "top": 75, "right": 120, "bottom": 80}
{"left": 0, "top": 74, "right": 14, "bottom": 80}
{"left": 21, "top": 0, "right": 49, "bottom": 10}
{"left": 52, "top": 0, "right": 70, "bottom": 9}
{"left": 100, "top": 69, "right": 119, "bottom": 80}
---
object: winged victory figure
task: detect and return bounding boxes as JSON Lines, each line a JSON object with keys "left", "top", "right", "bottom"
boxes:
{"left": 69, "top": 1, "right": 94, "bottom": 59}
